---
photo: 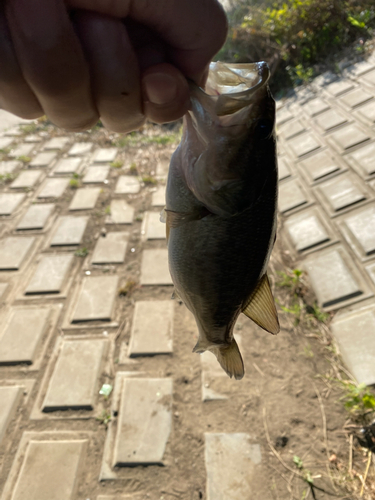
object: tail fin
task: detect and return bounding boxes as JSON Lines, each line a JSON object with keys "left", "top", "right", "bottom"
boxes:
{"left": 211, "top": 338, "right": 244, "bottom": 380}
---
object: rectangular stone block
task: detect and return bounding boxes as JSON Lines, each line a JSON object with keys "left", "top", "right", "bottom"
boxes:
{"left": 0, "top": 136, "right": 14, "bottom": 149}
{"left": 71, "top": 275, "right": 119, "bottom": 322}
{"left": 91, "top": 232, "right": 128, "bottom": 264}
{"left": 43, "top": 137, "right": 69, "bottom": 150}
{"left": 0, "top": 160, "right": 21, "bottom": 175}
{"left": 299, "top": 149, "right": 343, "bottom": 183}
{"left": 327, "top": 123, "right": 370, "bottom": 152}
{"left": 29, "top": 152, "right": 57, "bottom": 168}
{"left": 0, "top": 307, "right": 50, "bottom": 365}
{"left": 288, "top": 132, "right": 321, "bottom": 158}
{"left": 326, "top": 79, "right": 354, "bottom": 97}
{"left": 11, "top": 439, "right": 86, "bottom": 500}
{"left": 316, "top": 175, "right": 366, "bottom": 213}
{"left": 25, "top": 254, "right": 74, "bottom": 294}
{"left": 302, "top": 98, "right": 330, "bottom": 116}
{"left": 0, "top": 386, "right": 23, "bottom": 445}
{"left": 24, "top": 134, "right": 42, "bottom": 143}
{"left": 363, "top": 69, "right": 375, "bottom": 86}
{"left": 0, "top": 236, "right": 35, "bottom": 270}
{"left": 16, "top": 203, "right": 54, "bottom": 231}
{"left": 156, "top": 158, "right": 169, "bottom": 178}
{"left": 151, "top": 186, "right": 166, "bottom": 207}
{"left": 205, "top": 433, "right": 261, "bottom": 500}
{"left": 281, "top": 119, "right": 305, "bottom": 140}
{"left": 115, "top": 175, "right": 141, "bottom": 194}
{"left": 83, "top": 166, "right": 110, "bottom": 184}
{"left": 92, "top": 147, "right": 118, "bottom": 163}
{"left": 143, "top": 211, "right": 166, "bottom": 239}
{"left": 10, "top": 170, "right": 42, "bottom": 189}
{"left": 332, "top": 309, "right": 375, "bottom": 385}
{"left": 341, "top": 206, "right": 375, "bottom": 256}
{"left": 69, "top": 187, "right": 100, "bottom": 211}
{"left": 349, "top": 60, "right": 375, "bottom": 77}
{"left": 278, "top": 157, "right": 292, "bottom": 181}
{"left": 276, "top": 106, "right": 294, "bottom": 125}
{"left": 0, "top": 282, "right": 9, "bottom": 299}
{"left": 106, "top": 199, "right": 134, "bottom": 224}
{"left": 303, "top": 248, "right": 363, "bottom": 307}
{"left": 347, "top": 142, "right": 375, "bottom": 178}
{"left": 314, "top": 109, "right": 348, "bottom": 132}
{"left": 43, "top": 339, "right": 107, "bottom": 411}
{"left": 9, "top": 143, "right": 35, "bottom": 159}
{"left": 113, "top": 378, "right": 172, "bottom": 465}
{"left": 278, "top": 179, "right": 308, "bottom": 214}
{"left": 50, "top": 216, "right": 88, "bottom": 246}
{"left": 68, "top": 142, "right": 93, "bottom": 156}
{"left": 128, "top": 301, "right": 173, "bottom": 356}
{"left": 0, "top": 193, "right": 25, "bottom": 216}
{"left": 339, "top": 88, "right": 373, "bottom": 109}
{"left": 284, "top": 210, "right": 330, "bottom": 252}
{"left": 37, "top": 178, "right": 69, "bottom": 199}
{"left": 53, "top": 157, "right": 83, "bottom": 176}
{"left": 357, "top": 102, "right": 375, "bottom": 126}
{"left": 140, "top": 249, "right": 173, "bottom": 285}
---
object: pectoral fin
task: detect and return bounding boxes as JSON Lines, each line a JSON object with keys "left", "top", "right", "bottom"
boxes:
{"left": 242, "top": 274, "right": 280, "bottom": 334}
{"left": 210, "top": 338, "right": 244, "bottom": 380}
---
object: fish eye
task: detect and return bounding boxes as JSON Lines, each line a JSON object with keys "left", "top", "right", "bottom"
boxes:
{"left": 256, "top": 119, "right": 274, "bottom": 139}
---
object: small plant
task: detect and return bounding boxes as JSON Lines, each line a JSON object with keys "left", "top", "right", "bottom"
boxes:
{"left": 118, "top": 279, "right": 137, "bottom": 297}
{"left": 280, "top": 301, "right": 303, "bottom": 325}
{"left": 301, "top": 343, "right": 314, "bottom": 358}
{"left": 104, "top": 205, "right": 111, "bottom": 215}
{"left": 0, "top": 147, "right": 11, "bottom": 155}
{"left": 128, "top": 162, "right": 138, "bottom": 175}
{"left": 293, "top": 455, "right": 314, "bottom": 485}
{"left": 305, "top": 302, "right": 330, "bottom": 323}
{"left": 74, "top": 247, "right": 88, "bottom": 257}
{"left": 96, "top": 410, "right": 111, "bottom": 427}
{"left": 142, "top": 175, "right": 157, "bottom": 186}
{"left": 340, "top": 381, "right": 375, "bottom": 416}
{"left": 110, "top": 160, "right": 123, "bottom": 169}
{"left": 17, "top": 155, "right": 31, "bottom": 164}
{"left": 276, "top": 269, "right": 304, "bottom": 289}
{"left": 20, "top": 123, "right": 38, "bottom": 134}
{"left": 135, "top": 214, "right": 143, "bottom": 222}
{"left": 69, "top": 178, "right": 80, "bottom": 189}
{"left": 0, "top": 172, "right": 16, "bottom": 184}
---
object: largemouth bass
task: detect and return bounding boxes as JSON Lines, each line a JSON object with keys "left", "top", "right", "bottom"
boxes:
{"left": 163, "top": 61, "right": 279, "bottom": 380}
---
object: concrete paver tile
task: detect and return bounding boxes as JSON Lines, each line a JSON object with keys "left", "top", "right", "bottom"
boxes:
{"left": 339, "top": 88, "right": 374, "bottom": 109}
{"left": 140, "top": 249, "right": 173, "bottom": 285}
{"left": 128, "top": 300, "right": 173, "bottom": 356}
{"left": 143, "top": 211, "right": 166, "bottom": 240}
{"left": 313, "top": 108, "right": 349, "bottom": 133}
{"left": 0, "top": 282, "right": 9, "bottom": 299}
{"left": 71, "top": 275, "right": 119, "bottom": 322}
{"left": 25, "top": 254, "right": 74, "bottom": 294}
{"left": 113, "top": 378, "right": 172, "bottom": 465}
{"left": 0, "top": 136, "right": 14, "bottom": 149}
{"left": 278, "top": 156, "right": 292, "bottom": 181}
{"left": 10, "top": 169, "right": 42, "bottom": 189}
{"left": 43, "top": 339, "right": 107, "bottom": 411}
{"left": 8, "top": 143, "right": 35, "bottom": 158}
{"left": 0, "top": 193, "right": 25, "bottom": 216}
{"left": 106, "top": 199, "right": 134, "bottom": 224}
{"left": 288, "top": 131, "right": 322, "bottom": 158}
{"left": 276, "top": 106, "right": 294, "bottom": 125}
{"left": 302, "top": 98, "right": 330, "bottom": 116}
{"left": 0, "top": 386, "right": 23, "bottom": 445}
{"left": 346, "top": 141, "right": 375, "bottom": 178}
{"left": 37, "top": 178, "right": 69, "bottom": 199}
{"left": 69, "top": 187, "right": 100, "bottom": 211}
{"left": 83, "top": 166, "right": 110, "bottom": 184}
{"left": 325, "top": 79, "right": 354, "bottom": 97}
{"left": 53, "top": 157, "right": 83, "bottom": 176}
{"left": 284, "top": 210, "right": 331, "bottom": 252}
{"left": 204, "top": 433, "right": 261, "bottom": 500}
{"left": 29, "top": 151, "right": 57, "bottom": 168}
{"left": 92, "top": 147, "right": 118, "bottom": 163}
{"left": 278, "top": 179, "right": 309, "bottom": 214}
{"left": 340, "top": 205, "right": 375, "bottom": 257}
{"left": 315, "top": 174, "right": 367, "bottom": 213}
{"left": 298, "top": 149, "right": 344, "bottom": 183}
{"left": 43, "top": 137, "right": 69, "bottom": 150}
{"left": 362, "top": 69, "right": 375, "bottom": 86}
{"left": 151, "top": 185, "right": 166, "bottom": 207}
{"left": 327, "top": 123, "right": 370, "bottom": 153}
{"left": 50, "top": 216, "right": 88, "bottom": 246}
{"left": 24, "top": 134, "right": 42, "bottom": 143}
{"left": 16, "top": 203, "right": 54, "bottom": 231}
{"left": 0, "top": 160, "right": 21, "bottom": 175}
{"left": 91, "top": 232, "right": 129, "bottom": 264}
{"left": 115, "top": 175, "right": 141, "bottom": 194}
{"left": 280, "top": 118, "right": 306, "bottom": 140}
{"left": 68, "top": 142, "right": 93, "bottom": 156}
{"left": 0, "top": 236, "right": 35, "bottom": 270}
{"left": 356, "top": 101, "right": 375, "bottom": 127}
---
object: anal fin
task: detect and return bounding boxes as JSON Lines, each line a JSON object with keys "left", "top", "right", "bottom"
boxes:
{"left": 242, "top": 274, "right": 280, "bottom": 334}
{"left": 210, "top": 338, "right": 244, "bottom": 380}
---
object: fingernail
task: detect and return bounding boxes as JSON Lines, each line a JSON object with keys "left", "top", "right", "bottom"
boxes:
{"left": 142, "top": 73, "right": 178, "bottom": 105}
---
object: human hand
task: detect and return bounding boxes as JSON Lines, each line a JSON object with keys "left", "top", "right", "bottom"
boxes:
{"left": 0, "top": 0, "right": 227, "bottom": 132}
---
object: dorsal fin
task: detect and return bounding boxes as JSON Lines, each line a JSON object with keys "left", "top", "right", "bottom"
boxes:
{"left": 242, "top": 274, "right": 280, "bottom": 334}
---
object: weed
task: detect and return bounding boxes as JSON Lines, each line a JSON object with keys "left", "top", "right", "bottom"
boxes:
{"left": 281, "top": 301, "right": 303, "bottom": 325}
{"left": 20, "top": 123, "right": 38, "bottom": 134}
{"left": 306, "top": 302, "right": 330, "bottom": 323}
{"left": 0, "top": 173, "right": 16, "bottom": 183}
{"left": 129, "top": 162, "right": 138, "bottom": 175}
{"left": 74, "top": 247, "right": 88, "bottom": 257}
{"left": 0, "top": 147, "right": 11, "bottom": 155}
{"left": 104, "top": 206, "right": 111, "bottom": 215}
{"left": 293, "top": 455, "right": 314, "bottom": 485}
{"left": 96, "top": 410, "right": 111, "bottom": 427}
{"left": 142, "top": 175, "right": 157, "bottom": 186}
{"left": 71, "top": 172, "right": 80, "bottom": 179}
{"left": 301, "top": 343, "right": 314, "bottom": 358}
{"left": 17, "top": 155, "right": 31, "bottom": 164}
{"left": 276, "top": 268, "right": 304, "bottom": 289}
{"left": 340, "top": 381, "right": 375, "bottom": 417}
{"left": 135, "top": 214, "right": 143, "bottom": 222}
{"left": 69, "top": 178, "right": 80, "bottom": 189}
{"left": 118, "top": 279, "right": 137, "bottom": 297}
{"left": 110, "top": 160, "right": 123, "bottom": 169}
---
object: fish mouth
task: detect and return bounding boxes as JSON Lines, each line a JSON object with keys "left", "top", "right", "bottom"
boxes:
{"left": 190, "top": 61, "right": 271, "bottom": 118}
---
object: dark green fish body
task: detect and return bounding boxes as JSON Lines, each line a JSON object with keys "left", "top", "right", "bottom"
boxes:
{"left": 164, "top": 62, "right": 279, "bottom": 379}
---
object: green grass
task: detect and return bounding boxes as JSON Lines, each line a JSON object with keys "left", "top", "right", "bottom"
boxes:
{"left": 74, "top": 247, "right": 88, "bottom": 257}
{"left": 142, "top": 175, "right": 157, "bottom": 186}
{"left": 340, "top": 381, "right": 375, "bottom": 416}
{"left": 17, "top": 155, "right": 31, "bottom": 164}
{"left": 0, "top": 173, "right": 16, "bottom": 183}
{"left": 110, "top": 160, "right": 123, "bottom": 169}
{"left": 69, "top": 178, "right": 80, "bottom": 189}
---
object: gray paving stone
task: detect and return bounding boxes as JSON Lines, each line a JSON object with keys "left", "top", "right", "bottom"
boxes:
{"left": 326, "top": 79, "right": 354, "bottom": 97}
{"left": 276, "top": 106, "right": 294, "bottom": 125}
{"left": 69, "top": 187, "right": 100, "bottom": 211}
{"left": 0, "top": 193, "right": 25, "bottom": 215}
{"left": 29, "top": 151, "right": 57, "bottom": 168}
{"left": 278, "top": 179, "right": 308, "bottom": 213}
{"left": 278, "top": 156, "right": 292, "bottom": 181}
{"left": 53, "top": 157, "right": 83, "bottom": 176}
{"left": 347, "top": 142, "right": 375, "bottom": 178}
{"left": 0, "top": 282, "right": 9, "bottom": 299}
{"left": 341, "top": 206, "right": 375, "bottom": 256}
{"left": 0, "top": 160, "right": 21, "bottom": 175}
{"left": 363, "top": 69, "right": 375, "bottom": 86}
{"left": 0, "top": 307, "right": 50, "bottom": 365}
{"left": 115, "top": 175, "right": 141, "bottom": 194}
{"left": 151, "top": 186, "right": 166, "bottom": 207}
{"left": 316, "top": 175, "right": 366, "bottom": 212}
{"left": 83, "top": 166, "right": 110, "bottom": 184}
{"left": 128, "top": 301, "right": 173, "bottom": 356}
{"left": 284, "top": 210, "right": 330, "bottom": 252}
{"left": 106, "top": 199, "right": 134, "bottom": 224}
{"left": 24, "top": 134, "right": 42, "bottom": 143}
{"left": 92, "top": 147, "right": 118, "bottom": 163}
{"left": 43, "top": 137, "right": 69, "bottom": 150}
{"left": 9, "top": 143, "right": 35, "bottom": 159}
{"left": 113, "top": 378, "right": 172, "bottom": 465}
{"left": 302, "top": 98, "right": 330, "bottom": 116}
{"left": 357, "top": 101, "right": 375, "bottom": 126}
{"left": 0, "top": 137, "right": 14, "bottom": 149}
{"left": 143, "top": 211, "right": 166, "bottom": 239}
{"left": 10, "top": 169, "right": 42, "bottom": 189}
{"left": 314, "top": 109, "right": 348, "bottom": 132}
{"left": 25, "top": 254, "right": 74, "bottom": 294}
{"left": 11, "top": 439, "right": 86, "bottom": 500}
{"left": 339, "top": 88, "right": 373, "bottom": 109}
{"left": 0, "top": 386, "right": 23, "bottom": 445}
{"left": 205, "top": 433, "right": 261, "bottom": 500}
{"left": 140, "top": 249, "right": 173, "bottom": 285}
{"left": 68, "top": 142, "right": 93, "bottom": 156}
{"left": 156, "top": 157, "right": 170, "bottom": 178}
{"left": 328, "top": 123, "right": 370, "bottom": 152}
{"left": 280, "top": 119, "right": 305, "bottom": 140}
{"left": 349, "top": 60, "right": 375, "bottom": 77}
{"left": 299, "top": 149, "right": 343, "bottom": 183}
{"left": 50, "top": 216, "right": 88, "bottom": 246}
{"left": 366, "top": 262, "right": 375, "bottom": 284}
{"left": 37, "top": 178, "right": 69, "bottom": 199}
{"left": 43, "top": 339, "right": 107, "bottom": 411}
{"left": 303, "top": 248, "right": 363, "bottom": 307}
{"left": 71, "top": 275, "right": 119, "bottom": 322}
{"left": 0, "top": 236, "right": 35, "bottom": 270}
{"left": 16, "top": 203, "right": 54, "bottom": 231}
{"left": 288, "top": 132, "right": 321, "bottom": 158}
{"left": 332, "top": 309, "right": 375, "bottom": 385}
{"left": 91, "top": 232, "right": 128, "bottom": 264}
